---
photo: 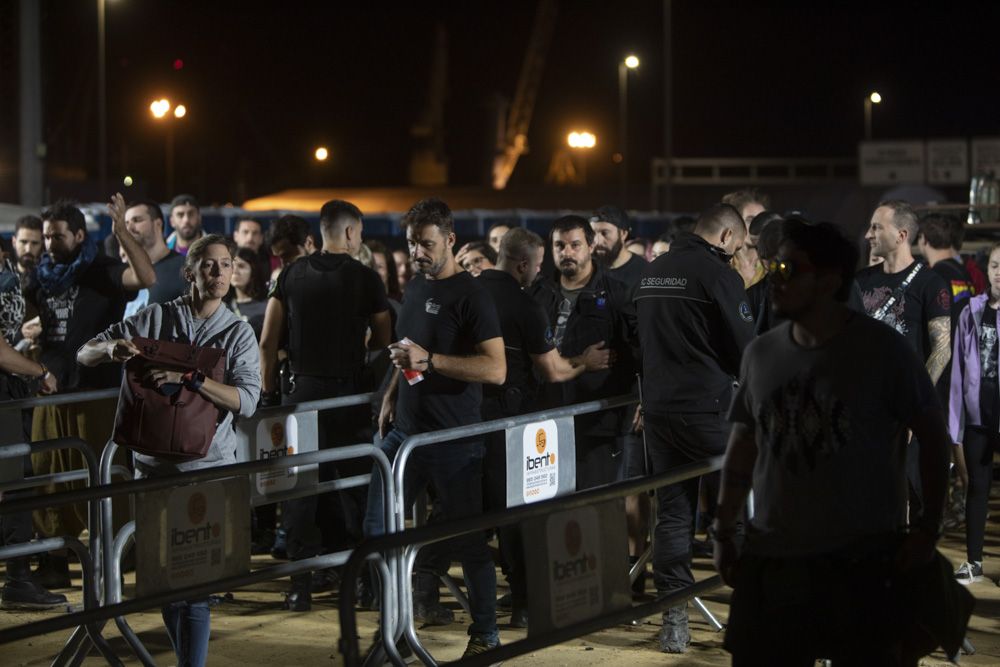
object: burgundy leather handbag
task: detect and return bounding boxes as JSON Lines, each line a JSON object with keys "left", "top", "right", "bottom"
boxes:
{"left": 112, "top": 336, "right": 226, "bottom": 462}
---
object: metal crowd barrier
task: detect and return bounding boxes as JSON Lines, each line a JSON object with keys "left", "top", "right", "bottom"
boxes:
{"left": 339, "top": 455, "right": 725, "bottom": 667}
{"left": 0, "top": 390, "right": 395, "bottom": 666}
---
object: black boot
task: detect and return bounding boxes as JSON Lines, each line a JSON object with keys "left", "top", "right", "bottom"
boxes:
{"left": 412, "top": 571, "right": 453, "bottom": 626}
{"left": 33, "top": 553, "right": 72, "bottom": 589}
{"left": 283, "top": 572, "right": 311, "bottom": 611}
{"left": 2, "top": 558, "right": 67, "bottom": 611}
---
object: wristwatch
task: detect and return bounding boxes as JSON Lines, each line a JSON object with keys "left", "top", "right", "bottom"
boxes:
{"left": 182, "top": 369, "right": 206, "bottom": 391}
{"left": 35, "top": 364, "right": 50, "bottom": 381}
{"left": 424, "top": 351, "right": 434, "bottom": 375}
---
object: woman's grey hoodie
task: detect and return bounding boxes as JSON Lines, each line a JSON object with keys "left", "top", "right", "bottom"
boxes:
{"left": 90, "top": 295, "right": 261, "bottom": 476}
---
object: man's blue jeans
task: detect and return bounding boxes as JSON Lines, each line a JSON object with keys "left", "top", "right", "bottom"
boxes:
{"left": 161, "top": 599, "right": 211, "bottom": 667}
{"left": 364, "top": 429, "right": 498, "bottom": 639}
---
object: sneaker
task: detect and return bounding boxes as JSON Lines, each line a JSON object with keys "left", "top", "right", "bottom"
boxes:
{"left": 270, "top": 529, "right": 288, "bottom": 560}
{"left": 1, "top": 580, "right": 68, "bottom": 611}
{"left": 413, "top": 600, "right": 454, "bottom": 626}
{"left": 955, "top": 561, "right": 983, "bottom": 585}
{"left": 659, "top": 605, "right": 690, "bottom": 653}
{"left": 462, "top": 633, "right": 500, "bottom": 659}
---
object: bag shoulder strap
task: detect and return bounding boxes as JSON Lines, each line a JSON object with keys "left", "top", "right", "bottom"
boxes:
{"left": 872, "top": 262, "right": 923, "bottom": 322}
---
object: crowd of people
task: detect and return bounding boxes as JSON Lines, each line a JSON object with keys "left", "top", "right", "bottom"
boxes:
{"left": 0, "top": 187, "right": 990, "bottom": 665}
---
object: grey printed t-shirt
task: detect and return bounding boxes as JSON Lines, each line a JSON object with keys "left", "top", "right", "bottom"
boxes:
{"left": 728, "top": 314, "right": 939, "bottom": 557}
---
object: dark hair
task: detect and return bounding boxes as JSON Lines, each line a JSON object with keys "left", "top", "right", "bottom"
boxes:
{"left": 319, "top": 199, "right": 363, "bottom": 235}
{"left": 365, "top": 239, "right": 401, "bottom": 301}
{"left": 127, "top": 198, "right": 164, "bottom": 224}
{"left": 183, "top": 234, "right": 235, "bottom": 281}
{"left": 756, "top": 215, "right": 786, "bottom": 262}
{"left": 268, "top": 214, "right": 310, "bottom": 248}
{"left": 169, "top": 194, "right": 199, "bottom": 212}
{"left": 693, "top": 203, "right": 745, "bottom": 238}
{"left": 748, "top": 210, "right": 783, "bottom": 237}
{"left": 722, "top": 188, "right": 771, "bottom": 214}
{"left": 549, "top": 215, "right": 594, "bottom": 246}
{"left": 462, "top": 240, "right": 497, "bottom": 265}
{"left": 14, "top": 215, "right": 42, "bottom": 234}
{"left": 918, "top": 213, "right": 962, "bottom": 251}
{"left": 670, "top": 215, "right": 697, "bottom": 235}
{"left": 780, "top": 220, "right": 858, "bottom": 302}
{"left": 40, "top": 200, "right": 86, "bottom": 235}
{"left": 487, "top": 221, "right": 512, "bottom": 235}
{"left": 499, "top": 227, "right": 544, "bottom": 263}
{"left": 235, "top": 217, "right": 264, "bottom": 233}
{"left": 591, "top": 204, "right": 630, "bottom": 233}
{"left": 401, "top": 197, "right": 453, "bottom": 235}
{"left": 234, "top": 246, "right": 267, "bottom": 300}
{"left": 877, "top": 199, "right": 918, "bottom": 239}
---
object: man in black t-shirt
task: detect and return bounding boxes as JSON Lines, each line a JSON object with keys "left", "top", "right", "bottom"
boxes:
{"left": 917, "top": 213, "right": 974, "bottom": 336}
{"left": 857, "top": 201, "right": 951, "bottom": 384}
{"left": 259, "top": 199, "right": 391, "bottom": 611}
{"left": 479, "top": 227, "right": 610, "bottom": 625}
{"left": 31, "top": 196, "right": 155, "bottom": 585}
{"left": 590, "top": 205, "right": 647, "bottom": 290}
{"left": 363, "top": 198, "right": 506, "bottom": 657}
{"left": 857, "top": 200, "right": 951, "bottom": 521}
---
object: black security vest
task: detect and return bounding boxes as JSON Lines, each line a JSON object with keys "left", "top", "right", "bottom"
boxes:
{"left": 283, "top": 255, "right": 369, "bottom": 379}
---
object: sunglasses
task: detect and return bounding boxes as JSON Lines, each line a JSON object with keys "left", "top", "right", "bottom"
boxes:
{"left": 767, "top": 258, "right": 816, "bottom": 281}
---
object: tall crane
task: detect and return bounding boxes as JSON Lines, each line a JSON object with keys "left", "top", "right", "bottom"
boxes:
{"left": 491, "top": 0, "right": 558, "bottom": 190}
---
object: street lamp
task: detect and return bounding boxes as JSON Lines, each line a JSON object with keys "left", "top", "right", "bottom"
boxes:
{"left": 567, "top": 131, "right": 596, "bottom": 184}
{"left": 619, "top": 54, "right": 640, "bottom": 206}
{"left": 314, "top": 146, "right": 329, "bottom": 161}
{"left": 864, "top": 91, "right": 882, "bottom": 141}
{"left": 150, "top": 98, "right": 185, "bottom": 195}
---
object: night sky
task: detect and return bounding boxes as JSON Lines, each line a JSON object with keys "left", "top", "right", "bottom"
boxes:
{"left": 3, "top": 1, "right": 1000, "bottom": 205}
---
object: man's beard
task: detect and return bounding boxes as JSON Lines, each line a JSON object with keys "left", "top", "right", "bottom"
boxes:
{"left": 414, "top": 254, "right": 446, "bottom": 277}
{"left": 17, "top": 254, "right": 37, "bottom": 272}
{"left": 558, "top": 259, "right": 580, "bottom": 278}
{"left": 178, "top": 225, "right": 201, "bottom": 242}
{"left": 593, "top": 238, "right": 622, "bottom": 268}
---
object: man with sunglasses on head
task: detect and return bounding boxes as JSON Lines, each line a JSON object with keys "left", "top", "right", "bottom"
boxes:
{"left": 714, "top": 220, "right": 952, "bottom": 666}
{"left": 634, "top": 203, "right": 754, "bottom": 653}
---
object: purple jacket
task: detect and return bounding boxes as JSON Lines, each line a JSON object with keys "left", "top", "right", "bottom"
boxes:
{"left": 949, "top": 293, "right": 1000, "bottom": 442}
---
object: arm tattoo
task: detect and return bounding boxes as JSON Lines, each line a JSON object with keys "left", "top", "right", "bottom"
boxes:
{"left": 926, "top": 317, "right": 951, "bottom": 384}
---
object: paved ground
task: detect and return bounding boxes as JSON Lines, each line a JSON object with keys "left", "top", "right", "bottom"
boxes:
{"left": 3, "top": 493, "right": 1000, "bottom": 666}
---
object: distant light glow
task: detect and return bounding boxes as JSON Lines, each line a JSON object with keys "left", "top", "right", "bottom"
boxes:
{"left": 173, "top": 104, "right": 187, "bottom": 118}
{"left": 624, "top": 55, "right": 640, "bottom": 69}
{"left": 314, "top": 146, "right": 329, "bottom": 161}
{"left": 123, "top": 175, "right": 134, "bottom": 187}
{"left": 567, "top": 131, "right": 597, "bottom": 149}
{"left": 173, "top": 58, "right": 184, "bottom": 70}
{"left": 869, "top": 91, "right": 882, "bottom": 104}
{"left": 150, "top": 98, "right": 171, "bottom": 118}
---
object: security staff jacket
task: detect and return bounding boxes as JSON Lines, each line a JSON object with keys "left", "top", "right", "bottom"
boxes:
{"left": 635, "top": 232, "right": 754, "bottom": 415}
{"left": 535, "top": 265, "right": 638, "bottom": 436}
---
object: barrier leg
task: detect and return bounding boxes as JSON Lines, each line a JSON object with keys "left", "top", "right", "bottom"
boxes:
{"left": 439, "top": 574, "right": 471, "bottom": 616}
{"left": 401, "top": 546, "right": 437, "bottom": 667}
{"left": 50, "top": 625, "right": 89, "bottom": 667}
{"left": 109, "top": 523, "right": 156, "bottom": 666}
{"left": 628, "top": 544, "right": 652, "bottom": 584}
{"left": 690, "top": 596, "right": 724, "bottom": 632}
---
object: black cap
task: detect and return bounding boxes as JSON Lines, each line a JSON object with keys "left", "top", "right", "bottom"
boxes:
{"left": 590, "top": 205, "right": 630, "bottom": 232}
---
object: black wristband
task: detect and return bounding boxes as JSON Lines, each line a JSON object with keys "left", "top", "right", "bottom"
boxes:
{"left": 425, "top": 351, "right": 434, "bottom": 374}
{"left": 183, "top": 369, "right": 206, "bottom": 392}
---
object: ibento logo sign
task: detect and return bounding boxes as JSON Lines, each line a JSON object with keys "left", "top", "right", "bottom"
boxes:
{"left": 525, "top": 428, "right": 556, "bottom": 470}
{"left": 172, "top": 492, "right": 221, "bottom": 545}
{"left": 552, "top": 519, "right": 597, "bottom": 581}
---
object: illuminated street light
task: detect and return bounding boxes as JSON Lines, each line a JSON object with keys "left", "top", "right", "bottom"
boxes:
{"left": 567, "top": 131, "right": 596, "bottom": 149}
{"left": 123, "top": 175, "right": 133, "bottom": 187}
{"left": 314, "top": 146, "right": 329, "bottom": 161}
{"left": 619, "top": 54, "right": 640, "bottom": 206}
{"left": 864, "top": 90, "right": 882, "bottom": 140}
{"left": 173, "top": 104, "right": 187, "bottom": 119}
{"left": 150, "top": 98, "right": 170, "bottom": 119}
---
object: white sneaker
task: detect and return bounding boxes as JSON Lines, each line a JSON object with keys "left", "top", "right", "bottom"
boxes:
{"left": 955, "top": 561, "right": 983, "bottom": 585}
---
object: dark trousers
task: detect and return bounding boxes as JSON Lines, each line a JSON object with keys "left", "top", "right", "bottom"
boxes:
{"left": 364, "top": 429, "right": 498, "bottom": 637}
{"left": 726, "top": 539, "right": 911, "bottom": 666}
{"left": 575, "top": 434, "right": 622, "bottom": 491}
{"left": 281, "top": 375, "right": 368, "bottom": 561}
{"left": 963, "top": 428, "right": 998, "bottom": 562}
{"left": 645, "top": 411, "right": 729, "bottom": 593}
{"left": 483, "top": 422, "right": 527, "bottom": 606}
